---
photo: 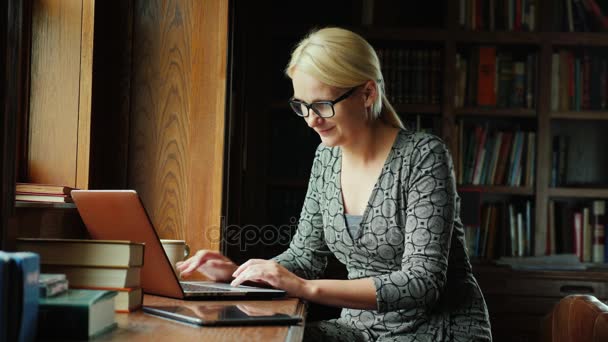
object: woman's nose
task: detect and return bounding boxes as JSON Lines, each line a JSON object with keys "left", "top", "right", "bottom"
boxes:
{"left": 305, "top": 113, "right": 322, "bottom": 128}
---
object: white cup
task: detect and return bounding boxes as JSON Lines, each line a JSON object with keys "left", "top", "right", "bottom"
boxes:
{"left": 160, "top": 239, "right": 190, "bottom": 277}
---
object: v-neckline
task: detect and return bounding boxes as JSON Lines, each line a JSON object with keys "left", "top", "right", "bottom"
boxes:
{"left": 336, "top": 130, "right": 401, "bottom": 240}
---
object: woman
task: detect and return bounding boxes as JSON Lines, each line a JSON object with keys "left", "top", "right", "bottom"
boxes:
{"left": 176, "top": 27, "right": 492, "bottom": 341}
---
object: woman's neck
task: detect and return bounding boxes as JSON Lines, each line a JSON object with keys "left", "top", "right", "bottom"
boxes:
{"left": 341, "top": 121, "right": 399, "bottom": 166}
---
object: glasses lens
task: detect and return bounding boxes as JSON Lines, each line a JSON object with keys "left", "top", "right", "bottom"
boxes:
{"left": 289, "top": 101, "right": 307, "bottom": 117}
{"left": 311, "top": 103, "right": 334, "bottom": 118}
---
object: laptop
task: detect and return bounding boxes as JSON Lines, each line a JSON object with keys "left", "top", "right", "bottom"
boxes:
{"left": 70, "top": 190, "right": 286, "bottom": 299}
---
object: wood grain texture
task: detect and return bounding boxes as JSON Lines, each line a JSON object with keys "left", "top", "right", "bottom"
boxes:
{"left": 129, "top": 0, "right": 228, "bottom": 254}
{"left": 28, "top": 0, "right": 84, "bottom": 187}
{"left": 76, "top": 0, "right": 95, "bottom": 189}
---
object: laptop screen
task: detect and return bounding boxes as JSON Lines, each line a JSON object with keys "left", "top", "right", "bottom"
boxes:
{"left": 71, "top": 190, "right": 184, "bottom": 298}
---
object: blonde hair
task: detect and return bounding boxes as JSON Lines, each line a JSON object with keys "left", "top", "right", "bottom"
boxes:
{"left": 285, "top": 27, "right": 404, "bottom": 130}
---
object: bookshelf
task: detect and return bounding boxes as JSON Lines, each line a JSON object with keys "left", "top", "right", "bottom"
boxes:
{"left": 228, "top": 0, "right": 608, "bottom": 338}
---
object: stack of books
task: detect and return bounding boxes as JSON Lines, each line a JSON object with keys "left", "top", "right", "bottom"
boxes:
{"left": 16, "top": 238, "right": 145, "bottom": 313}
{"left": 15, "top": 183, "right": 75, "bottom": 203}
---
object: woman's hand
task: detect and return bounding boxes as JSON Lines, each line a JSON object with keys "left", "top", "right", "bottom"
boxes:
{"left": 176, "top": 250, "right": 238, "bottom": 282}
{"left": 230, "top": 259, "right": 308, "bottom": 297}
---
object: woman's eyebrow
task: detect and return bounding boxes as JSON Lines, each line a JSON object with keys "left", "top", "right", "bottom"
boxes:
{"left": 292, "top": 96, "right": 333, "bottom": 103}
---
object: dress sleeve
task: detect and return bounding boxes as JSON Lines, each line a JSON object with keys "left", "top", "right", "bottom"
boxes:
{"left": 371, "top": 136, "right": 456, "bottom": 314}
{"left": 272, "top": 145, "right": 332, "bottom": 279}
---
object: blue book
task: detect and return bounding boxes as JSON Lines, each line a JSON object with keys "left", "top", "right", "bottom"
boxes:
{"left": 38, "top": 289, "right": 117, "bottom": 339}
{"left": 4, "top": 252, "right": 39, "bottom": 342}
{"left": 0, "top": 252, "right": 10, "bottom": 342}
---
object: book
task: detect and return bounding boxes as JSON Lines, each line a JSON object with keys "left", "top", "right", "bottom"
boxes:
{"left": 477, "top": 46, "right": 497, "bottom": 106}
{"left": 0, "top": 252, "right": 40, "bottom": 342}
{"left": 38, "top": 289, "right": 117, "bottom": 339}
{"left": 0, "top": 253, "right": 8, "bottom": 342}
{"left": 72, "top": 286, "right": 143, "bottom": 312}
{"left": 15, "top": 193, "right": 73, "bottom": 203}
{"left": 16, "top": 238, "right": 145, "bottom": 267}
{"left": 15, "top": 182, "right": 74, "bottom": 195}
{"left": 39, "top": 273, "right": 69, "bottom": 297}
{"left": 41, "top": 265, "right": 141, "bottom": 288}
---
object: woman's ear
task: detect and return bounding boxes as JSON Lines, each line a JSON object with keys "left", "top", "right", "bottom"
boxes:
{"left": 362, "top": 80, "right": 377, "bottom": 108}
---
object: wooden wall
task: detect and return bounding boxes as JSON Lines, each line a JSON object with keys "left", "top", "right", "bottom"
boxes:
{"left": 129, "top": 0, "right": 229, "bottom": 254}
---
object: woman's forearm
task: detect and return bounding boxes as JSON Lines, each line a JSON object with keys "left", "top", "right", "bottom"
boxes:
{"left": 301, "top": 278, "right": 377, "bottom": 310}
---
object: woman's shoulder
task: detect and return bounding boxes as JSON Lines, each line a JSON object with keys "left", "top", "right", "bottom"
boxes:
{"left": 313, "top": 142, "right": 340, "bottom": 166}
{"left": 395, "top": 129, "right": 446, "bottom": 152}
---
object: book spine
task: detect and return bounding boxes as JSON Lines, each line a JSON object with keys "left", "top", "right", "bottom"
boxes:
{"left": 583, "top": 207, "right": 592, "bottom": 262}
{"left": 38, "top": 304, "right": 89, "bottom": 339}
{"left": 477, "top": 46, "right": 497, "bottom": 106}
{"left": 7, "top": 253, "right": 40, "bottom": 342}
{"left": 574, "top": 211, "right": 583, "bottom": 261}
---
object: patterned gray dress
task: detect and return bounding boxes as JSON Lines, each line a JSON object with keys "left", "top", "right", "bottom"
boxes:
{"left": 273, "top": 130, "right": 492, "bottom": 341}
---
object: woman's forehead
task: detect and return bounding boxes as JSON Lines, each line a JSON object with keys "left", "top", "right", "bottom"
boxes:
{"left": 291, "top": 69, "right": 339, "bottom": 101}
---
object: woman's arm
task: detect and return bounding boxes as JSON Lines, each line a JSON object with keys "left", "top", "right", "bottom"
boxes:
{"left": 271, "top": 145, "right": 332, "bottom": 280}
{"left": 302, "top": 278, "right": 377, "bottom": 309}
{"left": 230, "top": 258, "right": 378, "bottom": 310}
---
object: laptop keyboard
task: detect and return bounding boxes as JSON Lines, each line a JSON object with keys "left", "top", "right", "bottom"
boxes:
{"left": 181, "top": 283, "right": 233, "bottom": 292}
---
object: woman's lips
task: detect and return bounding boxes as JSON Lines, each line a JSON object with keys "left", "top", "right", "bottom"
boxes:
{"left": 317, "top": 127, "right": 335, "bottom": 136}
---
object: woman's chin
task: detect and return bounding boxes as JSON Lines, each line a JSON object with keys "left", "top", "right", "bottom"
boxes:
{"left": 319, "top": 136, "right": 339, "bottom": 147}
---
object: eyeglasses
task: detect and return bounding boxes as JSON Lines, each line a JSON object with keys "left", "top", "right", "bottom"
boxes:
{"left": 288, "top": 87, "right": 357, "bottom": 118}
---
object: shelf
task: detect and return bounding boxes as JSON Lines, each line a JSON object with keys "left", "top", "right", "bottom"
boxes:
{"left": 455, "top": 107, "right": 536, "bottom": 118}
{"left": 456, "top": 31, "right": 541, "bottom": 45}
{"left": 458, "top": 185, "right": 534, "bottom": 195}
{"left": 393, "top": 104, "right": 440, "bottom": 114}
{"left": 15, "top": 201, "right": 76, "bottom": 209}
{"left": 545, "top": 32, "right": 608, "bottom": 47}
{"left": 549, "top": 187, "right": 608, "bottom": 198}
{"left": 551, "top": 111, "right": 608, "bottom": 120}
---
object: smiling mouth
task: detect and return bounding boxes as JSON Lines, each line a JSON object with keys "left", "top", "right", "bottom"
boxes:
{"left": 318, "top": 127, "right": 334, "bottom": 134}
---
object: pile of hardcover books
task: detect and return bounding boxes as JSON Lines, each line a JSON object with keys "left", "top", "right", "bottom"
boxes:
{"left": 16, "top": 238, "right": 145, "bottom": 313}
{"left": 15, "top": 183, "right": 75, "bottom": 203}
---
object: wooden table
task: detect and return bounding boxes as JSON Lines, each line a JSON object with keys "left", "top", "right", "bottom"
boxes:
{"left": 96, "top": 295, "right": 307, "bottom": 342}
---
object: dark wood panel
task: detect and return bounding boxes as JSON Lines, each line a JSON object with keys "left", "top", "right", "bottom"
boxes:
{"left": 1, "top": 0, "right": 31, "bottom": 249}
{"left": 88, "top": 0, "right": 133, "bottom": 189}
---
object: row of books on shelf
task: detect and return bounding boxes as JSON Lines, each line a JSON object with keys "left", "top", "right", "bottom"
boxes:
{"left": 465, "top": 201, "right": 534, "bottom": 259}
{"left": 547, "top": 199, "right": 607, "bottom": 263}
{"left": 455, "top": 48, "right": 536, "bottom": 109}
{"left": 557, "top": 0, "right": 608, "bottom": 32}
{"left": 459, "top": 0, "right": 538, "bottom": 32}
{"left": 467, "top": 199, "right": 608, "bottom": 265}
{"left": 550, "top": 50, "right": 608, "bottom": 112}
{"left": 376, "top": 47, "right": 441, "bottom": 105}
{"left": 456, "top": 123, "right": 536, "bottom": 187}
{"left": 15, "top": 182, "right": 75, "bottom": 203}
